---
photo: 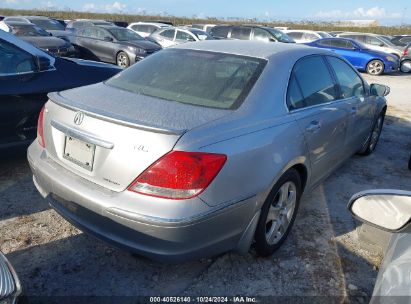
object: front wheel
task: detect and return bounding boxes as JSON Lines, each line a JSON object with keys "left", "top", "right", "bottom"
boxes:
{"left": 254, "top": 169, "right": 302, "bottom": 257}
{"left": 400, "top": 60, "right": 411, "bottom": 73}
{"left": 116, "top": 51, "right": 130, "bottom": 68}
{"left": 366, "top": 60, "right": 384, "bottom": 76}
{"left": 358, "top": 113, "right": 384, "bottom": 156}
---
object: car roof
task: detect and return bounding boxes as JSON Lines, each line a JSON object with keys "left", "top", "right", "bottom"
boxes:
{"left": 171, "top": 40, "right": 329, "bottom": 60}
{"left": 5, "top": 21, "right": 35, "bottom": 26}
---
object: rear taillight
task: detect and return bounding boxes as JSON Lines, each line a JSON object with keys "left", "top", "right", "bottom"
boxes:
{"left": 404, "top": 48, "right": 409, "bottom": 56}
{"left": 128, "top": 151, "right": 227, "bottom": 199}
{"left": 37, "top": 106, "right": 45, "bottom": 148}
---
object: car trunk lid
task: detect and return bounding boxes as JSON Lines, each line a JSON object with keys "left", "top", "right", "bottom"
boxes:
{"left": 43, "top": 83, "right": 232, "bottom": 192}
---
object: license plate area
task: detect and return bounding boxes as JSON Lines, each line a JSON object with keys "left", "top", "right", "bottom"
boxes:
{"left": 63, "top": 136, "right": 96, "bottom": 171}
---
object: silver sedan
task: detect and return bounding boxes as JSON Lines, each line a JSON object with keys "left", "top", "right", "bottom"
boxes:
{"left": 28, "top": 40, "right": 388, "bottom": 262}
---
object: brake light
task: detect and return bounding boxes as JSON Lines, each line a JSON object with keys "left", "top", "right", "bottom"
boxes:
{"left": 128, "top": 151, "right": 227, "bottom": 199}
{"left": 404, "top": 48, "right": 409, "bottom": 56}
{"left": 37, "top": 106, "right": 45, "bottom": 148}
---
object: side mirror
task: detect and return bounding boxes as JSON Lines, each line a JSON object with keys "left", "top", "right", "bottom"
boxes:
{"left": 370, "top": 83, "right": 390, "bottom": 97}
{"left": 348, "top": 190, "right": 411, "bottom": 232}
{"left": 35, "top": 56, "right": 52, "bottom": 72}
{"left": 379, "top": 42, "right": 385, "bottom": 47}
{"left": 186, "top": 37, "right": 195, "bottom": 42}
{"left": 269, "top": 37, "right": 276, "bottom": 42}
{"left": 103, "top": 36, "right": 113, "bottom": 42}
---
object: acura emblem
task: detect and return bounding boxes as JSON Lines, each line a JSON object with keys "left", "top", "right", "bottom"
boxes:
{"left": 74, "top": 112, "right": 85, "bottom": 125}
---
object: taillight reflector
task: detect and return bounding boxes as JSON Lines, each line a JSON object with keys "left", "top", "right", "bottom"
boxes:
{"left": 37, "top": 106, "right": 45, "bottom": 148}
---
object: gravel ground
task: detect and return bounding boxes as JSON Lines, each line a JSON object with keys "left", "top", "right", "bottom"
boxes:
{"left": 0, "top": 73, "right": 410, "bottom": 301}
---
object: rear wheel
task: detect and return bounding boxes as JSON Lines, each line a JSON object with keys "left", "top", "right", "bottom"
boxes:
{"left": 400, "top": 60, "right": 411, "bottom": 73}
{"left": 116, "top": 51, "right": 130, "bottom": 68}
{"left": 254, "top": 169, "right": 302, "bottom": 257}
{"left": 358, "top": 113, "right": 384, "bottom": 156}
{"left": 366, "top": 60, "right": 384, "bottom": 76}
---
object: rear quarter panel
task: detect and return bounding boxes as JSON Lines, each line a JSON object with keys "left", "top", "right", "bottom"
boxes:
{"left": 197, "top": 118, "right": 309, "bottom": 208}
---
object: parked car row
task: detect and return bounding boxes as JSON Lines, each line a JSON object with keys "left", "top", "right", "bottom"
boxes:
{"left": 1, "top": 15, "right": 410, "bottom": 74}
{"left": 0, "top": 30, "right": 121, "bottom": 150}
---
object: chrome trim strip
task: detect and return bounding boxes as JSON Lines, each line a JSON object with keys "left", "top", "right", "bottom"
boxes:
{"left": 51, "top": 120, "right": 114, "bottom": 149}
{"left": 105, "top": 194, "right": 257, "bottom": 226}
{"left": 49, "top": 92, "right": 186, "bottom": 136}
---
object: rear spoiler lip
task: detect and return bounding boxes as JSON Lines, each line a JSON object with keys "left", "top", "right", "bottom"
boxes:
{"left": 48, "top": 92, "right": 187, "bottom": 136}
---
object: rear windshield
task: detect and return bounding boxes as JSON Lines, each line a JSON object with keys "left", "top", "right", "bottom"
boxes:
{"left": 106, "top": 49, "right": 266, "bottom": 110}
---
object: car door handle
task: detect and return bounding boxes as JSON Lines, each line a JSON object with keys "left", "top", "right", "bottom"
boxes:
{"left": 305, "top": 121, "right": 321, "bottom": 133}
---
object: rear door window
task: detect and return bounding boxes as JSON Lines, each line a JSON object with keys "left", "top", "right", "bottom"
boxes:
{"left": 252, "top": 28, "right": 271, "bottom": 41}
{"left": 366, "top": 36, "right": 383, "bottom": 46}
{"left": 176, "top": 30, "right": 194, "bottom": 41}
{"left": 210, "top": 26, "right": 229, "bottom": 38}
{"left": 159, "top": 29, "right": 175, "bottom": 40}
{"left": 287, "top": 56, "right": 338, "bottom": 110}
{"left": 328, "top": 39, "right": 352, "bottom": 49}
{"left": 230, "top": 27, "right": 251, "bottom": 40}
{"left": 304, "top": 32, "right": 319, "bottom": 41}
{"left": 287, "top": 32, "right": 304, "bottom": 40}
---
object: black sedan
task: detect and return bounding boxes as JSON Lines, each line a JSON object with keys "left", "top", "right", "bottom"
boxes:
{"left": 70, "top": 25, "right": 162, "bottom": 67}
{"left": 5, "top": 21, "right": 77, "bottom": 57}
{"left": 0, "top": 30, "right": 121, "bottom": 150}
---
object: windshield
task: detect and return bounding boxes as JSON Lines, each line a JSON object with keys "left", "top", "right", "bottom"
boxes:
{"left": 12, "top": 24, "right": 49, "bottom": 37}
{"left": 190, "top": 29, "right": 212, "bottom": 40}
{"left": 264, "top": 28, "right": 294, "bottom": 43}
{"left": 29, "top": 19, "right": 65, "bottom": 30}
{"left": 108, "top": 28, "right": 144, "bottom": 41}
{"left": 107, "top": 49, "right": 266, "bottom": 110}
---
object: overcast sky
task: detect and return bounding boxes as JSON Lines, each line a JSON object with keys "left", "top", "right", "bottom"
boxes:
{"left": 2, "top": 0, "right": 409, "bottom": 25}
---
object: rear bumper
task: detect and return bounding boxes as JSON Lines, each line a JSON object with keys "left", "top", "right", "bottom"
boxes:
{"left": 27, "top": 142, "right": 258, "bottom": 262}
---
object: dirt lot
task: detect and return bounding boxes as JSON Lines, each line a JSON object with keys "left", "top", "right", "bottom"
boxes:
{"left": 0, "top": 73, "right": 410, "bottom": 300}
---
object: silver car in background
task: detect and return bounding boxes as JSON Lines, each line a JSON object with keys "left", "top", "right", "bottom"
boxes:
{"left": 28, "top": 41, "right": 388, "bottom": 262}
{"left": 337, "top": 32, "right": 404, "bottom": 59}
{"left": 148, "top": 26, "right": 212, "bottom": 48}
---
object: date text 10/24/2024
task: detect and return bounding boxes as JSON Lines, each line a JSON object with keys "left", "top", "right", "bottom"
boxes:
{"left": 149, "top": 297, "right": 257, "bottom": 303}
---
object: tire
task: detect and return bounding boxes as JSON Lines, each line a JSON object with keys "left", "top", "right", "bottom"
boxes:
{"left": 366, "top": 60, "right": 384, "bottom": 76}
{"left": 358, "top": 113, "right": 385, "bottom": 156}
{"left": 400, "top": 60, "right": 411, "bottom": 73}
{"left": 116, "top": 51, "right": 130, "bottom": 68}
{"left": 254, "top": 169, "right": 302, "bottom": 257}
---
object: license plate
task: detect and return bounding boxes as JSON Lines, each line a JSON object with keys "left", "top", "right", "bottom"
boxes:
{"left": 63, "top": 136, "right": 96, "bottom": 171}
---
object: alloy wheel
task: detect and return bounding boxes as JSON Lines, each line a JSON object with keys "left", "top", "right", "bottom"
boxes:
{"left": 265, "top": 181, "right": 297, "bottom": 245}
{"left": 367, "top": 60, "right": 383, "bottom": 75}
{"left": 117, "top": 53, "right": 129, "bottom": 68}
